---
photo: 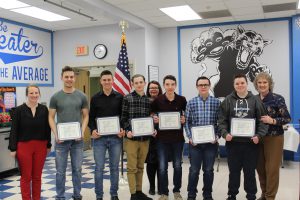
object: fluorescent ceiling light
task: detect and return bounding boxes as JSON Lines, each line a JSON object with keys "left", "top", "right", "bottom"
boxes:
{"left": 298, "top": 0, "right": 300, "bottom": 9}
{"left": 160, "top": 5, "right": 201, "bottom": 21}
{"left": 11, "top": 6, "right": 70, "bottom": 21}
{"left": 0, "top": 0, "right": 29, "bottom": 9}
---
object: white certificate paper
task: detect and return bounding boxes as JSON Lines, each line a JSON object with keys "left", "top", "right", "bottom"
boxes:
{"left": 158, "top": 112, "right": 181, "bottom": 130}
{"left": 131, "top": 117, "right": 154, "bottom": 137}
{"left": 96, "top": 116, "right": 120, "bottom": 135}
{"left": 231, "top": 118, "right": 255, "bottom": 137}
{"left": 57, "top": 122, "right": 82, "bottom": 141}
{"left": 191, "top": 125, "right": 215, "bottom": 144}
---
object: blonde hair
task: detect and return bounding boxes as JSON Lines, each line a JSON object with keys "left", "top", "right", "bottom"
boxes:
{"left": 253, "top": 72, "right": 274, "bottom": 92}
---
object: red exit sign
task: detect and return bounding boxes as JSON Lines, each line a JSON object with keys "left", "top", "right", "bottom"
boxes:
{"left": 75, "top": 45, "right": 88, "bottom": 56}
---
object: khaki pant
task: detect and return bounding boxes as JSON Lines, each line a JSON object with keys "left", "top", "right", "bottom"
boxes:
{"left": 257, "top": 135, "right": 284, "bottom": 200}
{"left": 125, "top": 139, "right": 149, "bottom": 194}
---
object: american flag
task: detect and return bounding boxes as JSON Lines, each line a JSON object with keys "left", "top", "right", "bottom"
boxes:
{"left": 112, "top": 33, "right": 131, "bottom": 96}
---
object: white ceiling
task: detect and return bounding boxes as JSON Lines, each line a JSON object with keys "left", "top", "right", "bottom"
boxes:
{"left": 0, "top": 0, "right": 299, "bottom": 30}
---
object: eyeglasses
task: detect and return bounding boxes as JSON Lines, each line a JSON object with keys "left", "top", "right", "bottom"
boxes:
{"left": 197, "top": 84, "right": 210, "bottom": 88}
{"left": 149, "top": 87, "right": 159, "bottom": 90}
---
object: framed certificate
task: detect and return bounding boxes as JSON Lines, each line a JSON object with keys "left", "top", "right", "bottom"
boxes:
{"left": 191, "top": 125, "right": 215, "bottom": 144}
{"left": 231, "top": 118, "right": 256, "bottom": 137}
{"left": 131, "top": 117, "right": 154, "bottom": 137}
{"left": 158, "top": 112, "right": 181, "bottom": 130}
{"left": 96, "top": 116, "right": 120, "bottom": 135}
{"left": 57, "top": 122, "right": 82, "bottom": 141}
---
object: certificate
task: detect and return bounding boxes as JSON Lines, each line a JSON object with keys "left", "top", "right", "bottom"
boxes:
{"left": 57, "top": 122, "right": 82, "bottom": 141}
{"left": 158, "top": 112, "right": 181, "bottom": 130}
{"left": 131, "top": 117, "right": 154, "bottom": 136}
{"left": 191, "top": 125, "right": 215, "bottom": 144}
{"left": 96, "top": 116, "right": 120, "bottom": 135}
{"left": 231, "top": 118, "right": 255, "bottom": 137}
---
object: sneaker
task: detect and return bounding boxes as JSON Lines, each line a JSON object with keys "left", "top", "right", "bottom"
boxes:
{"left": 158, "top": 195, "right": 169, "bottom": 200}
{"left": 174, "top": 192, "right": 183, "bottom": 200}
{"left": 136, "top": 191, "right": 153, "bottom": 200}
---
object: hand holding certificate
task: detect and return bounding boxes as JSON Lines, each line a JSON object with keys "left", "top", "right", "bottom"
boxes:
{"left": 131, "top": 117, "right": 154, "bottom": 137}
{"left": 57, "top": 122, "right": 82, "bottom": 141}
{"left": 96, "top": 116, "right": 120, "bottom": 136}
{"left": 191, "top": 125, "right": 215, "bottom": 144}
{"left": 230, "top": 118, "right": 255, "bottom": 137}
{"left": 159, "top": 112, "right": 181, "bottom": 130}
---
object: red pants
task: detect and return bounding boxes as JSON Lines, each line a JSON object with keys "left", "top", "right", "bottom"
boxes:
{"left": 17, "top": 140, "right": 47, "bottom": 200}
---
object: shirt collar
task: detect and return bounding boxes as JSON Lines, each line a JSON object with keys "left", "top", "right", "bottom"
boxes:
{"left": 132, "top": 90, "right": 147, "bottom": 97}
{"left": 163, "top": 92, "right": 178, "bottom": 102}
{"left": 99, "top": 89, "right": 117, "bottom": 97}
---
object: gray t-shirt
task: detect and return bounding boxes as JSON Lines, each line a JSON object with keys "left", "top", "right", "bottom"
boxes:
{"left": 49, "top": 89, "right": 88, "bottom": 123}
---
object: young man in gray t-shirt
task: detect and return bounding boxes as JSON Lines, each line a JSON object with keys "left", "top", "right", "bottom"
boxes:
{"left": 49, "top": 66, "right": 89, "bottom": 200}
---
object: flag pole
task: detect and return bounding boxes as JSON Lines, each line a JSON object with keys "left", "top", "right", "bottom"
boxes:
{"left": 119, "top": 19, "right": 129, "bottom": 186}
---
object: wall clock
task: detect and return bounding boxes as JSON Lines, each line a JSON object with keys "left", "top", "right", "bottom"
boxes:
{"left": 93, "top": 44, "right": 107, "bottom": 59}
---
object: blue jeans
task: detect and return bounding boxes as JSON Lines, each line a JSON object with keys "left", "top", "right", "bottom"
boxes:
{"left": 187, "top": 143, "right": 217, "bottom": 199}
{"left": 55, "top": 140, "right": 83, "bottom": 200}
{"left": 93, "top": 136, "right": 122, "bottom": 198}
{"left": 157, "top": 140, "right": 184, "bottom": 195}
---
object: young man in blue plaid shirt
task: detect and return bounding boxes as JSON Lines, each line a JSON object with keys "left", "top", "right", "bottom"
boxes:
{"left": 184, "top": 76, "right": 220, "bottom": 200}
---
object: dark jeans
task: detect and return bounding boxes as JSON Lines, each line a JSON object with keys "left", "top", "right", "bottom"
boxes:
{"left": 157, "top": 140, "right": 184, "bottom": 196}
{"left": 187, "top": 143, "right": 217, "bottom": 199}
{"left": 226, "top": 142, "right": 259, "bottom": 200}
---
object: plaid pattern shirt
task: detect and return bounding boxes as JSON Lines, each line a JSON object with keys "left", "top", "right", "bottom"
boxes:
{"left": 184, "top": 95, "right": 220, "bottom": 139}
{"left": 121, "top": 91, "right": 151, "bottom": 132}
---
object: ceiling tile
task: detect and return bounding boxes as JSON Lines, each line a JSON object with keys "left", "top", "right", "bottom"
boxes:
{"left": 230, "top": 6, "right": 263, "bottom": 16}
{"left": 224, "top": 0, "right": 262, "bottom": 9}
{"left": 264, "top": 10, "right": 297, "bottom": 18}
{"left": 260, "top": 0, "right": 298, "bottom": 6}
{"left": 205, "top": 16, "right": 235, "bottom": 23}
{"left": 234, "top": 13, "right": 265, "bottom": 21}
{"left": 187, "top": 1, "right": 227, "bottom": 12}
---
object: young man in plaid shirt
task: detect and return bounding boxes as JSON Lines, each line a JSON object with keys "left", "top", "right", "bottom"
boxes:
{"left": 121, "top": 74, "right": 153, "bottom": 200}
{"left": 184, "top": 76, "right": 220, "bottom": 200}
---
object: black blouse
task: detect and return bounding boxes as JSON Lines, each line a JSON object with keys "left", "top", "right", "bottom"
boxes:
{"left": 8, "top": 103, "right": 52, "bottom": 151}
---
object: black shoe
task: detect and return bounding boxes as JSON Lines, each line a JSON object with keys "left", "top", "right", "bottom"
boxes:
{"left": 158, "top": 190, "right": 162, "bottom": 195}
{"left": 187, "top": 197, "right": 196, "bottom": 200}
{"left": 204, "top": 198, "right": 214, "bottom": 200}
{"left": 130, "top": 193, "right": 137, "bottom": 200}
{"left": 111, "top": 196, "right": 119, "bottom": 200}
{"left": 136, "top": 191, "right": 153, "bottom": 200}
{"left": 149, "top": 188, "right": 155, "bottom": 195}
{"left": 96, "top": 198, "right": 103, "bottom": 200}
{"left": 73, "top": 197, "right": 82, "bottom": 200}
{"left": 226, "top": 196, "right": 236, "bottom": 200}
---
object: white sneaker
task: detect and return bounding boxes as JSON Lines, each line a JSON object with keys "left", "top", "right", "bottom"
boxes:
{"left": 158, "top": 194, "right": 169, "bottom": 200}
{"left": 174, "top": 192, "right": 183, "bottom": 200}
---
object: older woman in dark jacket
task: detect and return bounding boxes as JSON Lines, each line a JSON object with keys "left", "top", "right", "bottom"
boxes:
{"left": 254, "top": 72, "right": 291, "bottom": 200}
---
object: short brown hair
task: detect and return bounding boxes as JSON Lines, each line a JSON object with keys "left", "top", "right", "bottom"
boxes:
{"left": 131, "top": 74, "right": 145, "bottom": 82}
{"left": 61, "top": 66, "right": 75, "bottom": 76}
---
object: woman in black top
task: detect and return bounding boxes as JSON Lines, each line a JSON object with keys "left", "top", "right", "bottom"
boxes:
{"left": 9, "top": 85, "right": 51, "bottom": 200}
{"left": 145, "top": 81, "right": 162, "bottom": 195}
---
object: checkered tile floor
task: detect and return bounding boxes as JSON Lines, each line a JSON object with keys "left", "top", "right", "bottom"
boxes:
{"left": 0, "top": 150, "right": 127, "bottom": 200}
